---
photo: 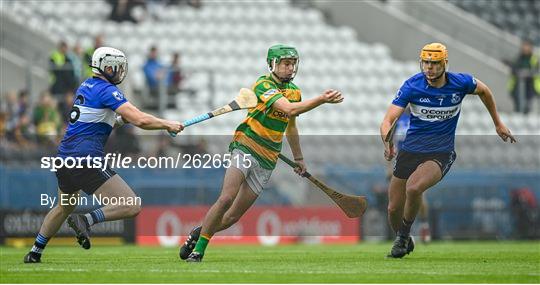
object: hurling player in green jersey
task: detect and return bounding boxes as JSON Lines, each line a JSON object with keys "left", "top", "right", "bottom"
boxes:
{"left": 179, "top": 44, "right": 344, "bottom": 262}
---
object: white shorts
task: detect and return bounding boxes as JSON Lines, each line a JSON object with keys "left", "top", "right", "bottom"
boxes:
{"left": 230, "top": 148, "right": 273, "bottom": 195}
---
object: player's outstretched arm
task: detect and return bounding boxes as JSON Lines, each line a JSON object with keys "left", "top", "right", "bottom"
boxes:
{"left": 285, "top": 116, "right": 306, "bottom": 176}
{"left": 115, "top": 102, "right": 183, "bottom": 134}
{"left": 380, "top": 104, "right": 405, "bottom": 161}
{"left": 472, "top": 79, "right": 517, "bottom": 143}
{"left": 272, "top": 89, "right": 343, "bottom": 117}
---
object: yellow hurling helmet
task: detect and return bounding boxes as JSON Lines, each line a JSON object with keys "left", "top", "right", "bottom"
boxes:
{"left": 420, "top": 43, "right": 448, "bottom": 62}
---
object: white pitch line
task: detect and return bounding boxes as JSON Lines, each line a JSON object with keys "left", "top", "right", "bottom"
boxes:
{"left": 6, "top": 267, "right": 540, "bottom": 276}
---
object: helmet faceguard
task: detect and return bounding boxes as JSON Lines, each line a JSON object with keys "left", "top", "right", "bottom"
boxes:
{"left": 91, "top": 47, "right": 128, "bottom": 85}
{"left": 267, "top": 44, "right": 299, "bottom": 83}
{"left": 419, "top": 43, "right": 448, "bottom": 82}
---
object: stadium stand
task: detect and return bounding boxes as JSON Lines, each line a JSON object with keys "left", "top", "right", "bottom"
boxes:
{"left": 5, "top": 1, "right": 540, "bottom": 160}
{"left": 448, "top": 0, "right": 540, "bottom": 45}
{"left": 0, "top": 0, "right": 539, "bottom": 241}
{"left": 1, "top": 0, "right": 538, "bottom": 169}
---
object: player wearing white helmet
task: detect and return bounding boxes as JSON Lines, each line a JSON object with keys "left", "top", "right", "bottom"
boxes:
{"left": 24, "top": 47, "right": 184, "bottom": 263}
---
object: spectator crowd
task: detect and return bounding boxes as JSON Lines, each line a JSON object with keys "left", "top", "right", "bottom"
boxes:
{"left": 1, "top": 34, "right": 198, "bottom": 164}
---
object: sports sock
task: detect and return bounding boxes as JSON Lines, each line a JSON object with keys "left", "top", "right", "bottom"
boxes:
{"left": 193, "top": 234, "right": 211, "bottom": 255}
{"left": 86, "top": 208, "right": 105, "bottom": 226}
{"left": 398, "top": 218, "right": 414, "bottom": 238}
{"left": 30, "top": 233, "right": 49, "bottom": 255}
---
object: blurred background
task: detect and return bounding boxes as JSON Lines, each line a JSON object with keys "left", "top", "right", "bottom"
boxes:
{"left": 0, "top": 0, "right": 539, "bottom": 246}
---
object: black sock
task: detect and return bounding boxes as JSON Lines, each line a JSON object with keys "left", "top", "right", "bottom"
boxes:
{"left": 398, "top": 218, "right": 414, "bottom": 238}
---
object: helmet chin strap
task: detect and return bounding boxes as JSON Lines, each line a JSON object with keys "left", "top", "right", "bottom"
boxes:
{"left": 91, "top": 65, "right": 122, "bottom": 85}
{"left": 269, "top": 58, "right": 296, "bottom": 83}
{"left": 426, "top": 70, "right": 445, "bottom": 82}
{"left": 424, "top": 61, "right": 447, "bottom": 84}
{"left": 273, "top": 72, "right": 292, "bottom": 83}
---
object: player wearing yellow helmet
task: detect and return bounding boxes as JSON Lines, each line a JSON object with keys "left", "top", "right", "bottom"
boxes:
{"left": 419, "top": 42, "right": 449, "bottom": 83}
{"left": 380, "top": 43, "right": 516, "bottom": 258}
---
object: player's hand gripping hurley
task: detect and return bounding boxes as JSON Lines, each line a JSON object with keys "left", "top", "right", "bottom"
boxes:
{"left": 384, "top": 119, "right": 398, "bottom": 161}
{"left": 169, "top": 88, "right": 257, "bottom": 136}
{"left": 279, "top": 154, "right": 368, "bottom": 218}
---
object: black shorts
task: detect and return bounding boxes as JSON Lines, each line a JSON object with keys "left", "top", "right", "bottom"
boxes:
{"left": 393, "top": 150, "right": 456, "bottom": 180}
{"left": 56, "top": 166, "right": 117, "bottom": 195}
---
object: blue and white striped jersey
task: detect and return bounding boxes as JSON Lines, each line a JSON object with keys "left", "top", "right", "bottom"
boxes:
{"left": 392, "top": 72, "right": 477, "bottom": 153}
{"left": 57, "top": 77, "right": 127, "bottom": 158}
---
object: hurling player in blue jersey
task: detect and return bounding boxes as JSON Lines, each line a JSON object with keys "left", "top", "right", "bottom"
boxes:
{"left": 24, "top": 47, "right": 183, "bottom": 263}
{"left": 380, "top": 43, "right": 516, "bottom": 258}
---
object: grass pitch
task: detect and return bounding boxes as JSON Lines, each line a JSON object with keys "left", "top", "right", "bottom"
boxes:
{"left": 1, "top": 241, "right": 539, "bottom": 283}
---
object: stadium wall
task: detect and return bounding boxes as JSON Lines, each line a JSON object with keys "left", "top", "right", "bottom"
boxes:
{"left": 326, "top": 167, "right": 540, "bottom": 240}
{"left": 0, "top": 209, "right": 134, "bottom": 246}
{"left": 1, "top": 166, "right": 538, "bottom": 240}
